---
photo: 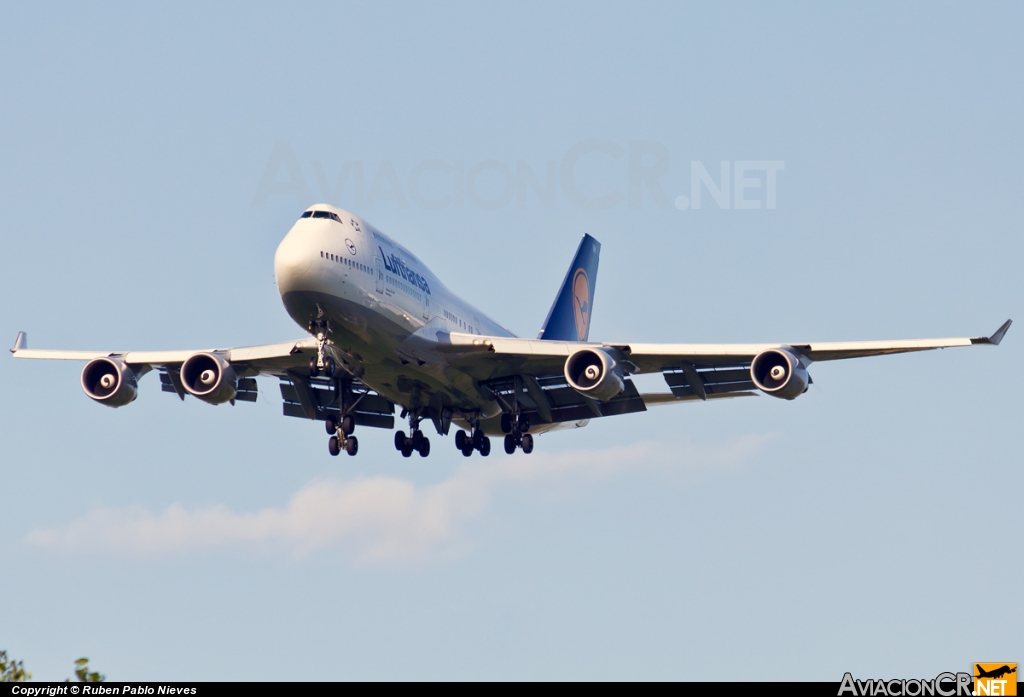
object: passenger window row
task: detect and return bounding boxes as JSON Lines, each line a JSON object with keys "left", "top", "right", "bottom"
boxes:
{"left": 386, "top": 274, "right": 422, "bottom": 301}
{"left": 444, "top": 309, "right": 469, "bottom": 330}
{"left": 321, "top": 251, "right": 370, "bottom": 274}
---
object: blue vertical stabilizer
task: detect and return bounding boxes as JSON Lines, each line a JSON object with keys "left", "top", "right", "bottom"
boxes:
{"left": 538, "top": 234, "right": 601, "bottom": 342}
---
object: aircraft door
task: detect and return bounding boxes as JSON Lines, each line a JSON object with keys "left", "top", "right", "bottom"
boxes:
{"left": 375, "top": 258, "right": 384, "bottom": 293}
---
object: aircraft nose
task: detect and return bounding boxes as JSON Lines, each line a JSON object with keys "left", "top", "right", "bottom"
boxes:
{"left": 274, "top": 229, "right": 313, "bottom": 295}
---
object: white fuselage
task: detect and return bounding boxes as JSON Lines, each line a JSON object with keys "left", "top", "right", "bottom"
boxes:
{"left": 273, "top": 204, "right": 518, "bottom": 428}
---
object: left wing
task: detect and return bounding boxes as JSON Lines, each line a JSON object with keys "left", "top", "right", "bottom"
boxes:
{"left": 437, "top": 319, "right": 1011, "bottom": 423}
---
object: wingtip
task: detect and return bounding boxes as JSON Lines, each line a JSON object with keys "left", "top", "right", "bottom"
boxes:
{"left": 972, "top": 319, "right": 1012, "bottom": 346}
{"left": 990, "top": 319, "right": 1012, "bottom": 345}
{"left": 10, "top": 331, "right": 26, "bottom": 353}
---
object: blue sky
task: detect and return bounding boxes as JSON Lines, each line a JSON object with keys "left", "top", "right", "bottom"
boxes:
{"left": 1, "top": 1, "right": 1021, "bottom": 680}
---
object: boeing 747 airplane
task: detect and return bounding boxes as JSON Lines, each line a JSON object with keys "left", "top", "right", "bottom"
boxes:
{"left": 11, "top": 204, "right": 1012, "bottom": 458}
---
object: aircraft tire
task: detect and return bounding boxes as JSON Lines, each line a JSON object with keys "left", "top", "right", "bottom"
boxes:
{"left": 394, "top": 430, "right": 407, "bottom": 451}
{"left": 324, "top": 357, "right": 336, "bottom": 377}
{"left": 500, "top": 413, "right": 512, "bottom": 434}
{"left": 309, "top": 357, "right": 319, "bottom": 377}
{"left": 341, "top": 415, "right": 355, "bottom": 436}
{"left": 328, "top": 436, "right": 341, "bottom": 457}
{"left": 461, "top": 442, "right": 474, "bottom": 457}
{"left": 325, "top": 416, "right": 338, "bottom": 435}
{"left": 345, "top": 436, "right": 358, "bottom": 456}
{"left": 479, "top": 437, "right": 491, "bottom": 457}
{"left": 503, "top": 434, "right": 516, "bottom": 455}
{"left": 418, "top": 438, "right": 430, "bottom": 457}
{"left": 521, "top": 433, "right": 534, "bottom": 454}
{"left": 455, "top": 430, "right": 468, "bottom": 450}
{"left": 401, "top": 444, "right": 414, "bottom": 458}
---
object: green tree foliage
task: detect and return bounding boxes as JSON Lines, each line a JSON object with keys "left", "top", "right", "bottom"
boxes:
{"left": 0, "top": 650, "right": 32, "bottom": 682}
{"left": 1, "top": 651, "right": 104, "bottom": 682}
{"left": 72, "top": 658, "right": 104, "bottom": 683}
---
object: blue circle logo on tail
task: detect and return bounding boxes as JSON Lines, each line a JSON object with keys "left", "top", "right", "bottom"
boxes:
{"left": 572, "top": 269, "right": 591, "bottom": 341}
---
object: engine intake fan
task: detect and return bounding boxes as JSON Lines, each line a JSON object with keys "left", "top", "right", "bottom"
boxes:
{"left": 750, "top": 347, "right": 810, "bottom": 400}
{"left": 564, "top": 347, "right": 625, "bottom": 402}
{"left": 81, "top": 357, "right": 138, "bottom": 407}
{"left": 181, "top": 352, "right": 238, "bottom": 404}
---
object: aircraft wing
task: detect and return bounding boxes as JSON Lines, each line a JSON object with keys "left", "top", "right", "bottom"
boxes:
{"left": 10, "top": 333, "right": 321, "bottom": 374}
{"left": 10, "top": 332, "right": 398, "bottom": 427}
{"left": 442, "top": 319, "right": 1011, "bottom": 375}
{"left": 438, "top": 320, "right": 1011, "bottom": 424}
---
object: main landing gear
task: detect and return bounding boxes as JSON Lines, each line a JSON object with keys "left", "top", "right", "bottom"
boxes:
{"left": 394, "top": 409, "right": 430, "bottom": 458}
{"left": 326, "top": 413, "right": 357, "bottom": 457}
{"left": 500, "top": 412, "right": 533, "bottom": 455}
{"left": 454, "top": 427, "right": 491, "bottom": 458}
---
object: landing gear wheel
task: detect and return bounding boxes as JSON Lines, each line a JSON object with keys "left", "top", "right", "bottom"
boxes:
{"left": 394, "top": 430, "right": 407, "bottom": 451}
{"left": 418, "top": 437, "right": 430, "bottom": 457}
{"left": 479, "top": 437, "right": 491, "bottom": 457}
{"left": 521, "top": 433, "right": 534, "bottom": 454}
{"left": 504, "top": 434, "right": 517, "bottom": 455}
{"left": 345, "top": 436, "right": 358, "bottom": 456}
{"left": 328, "top": 436, "right": 341, "bottom": 456}
{"left": 500, "top": 413, "right": 513, "bottom": 434}
{"left": 325, "top": 416, "right": 338, "bottom": 435}
{"left": 472, "top": 429, "right": 485, "bottom": 449}
{"left": 412, "top": 430, "right": 425, "bottom": 450}
{"left": 324, "top": 357, "right": 336, "bottom": 378}
{"left": 519, "top": 415, "right": 530, "bottom": 434}
{"left": 341, "top": 415, "right": 355, "bottom": 436}
{"left": 309, "top": 356, "right": 320, "bottom": 377}
{"left": 461, "top": 442, "right": 474, "bottom": 457}
{"left": 455, "top": 430, "right": 468, "bottom": 451}
{"left": 401, "top": 443, "right": 414, "bottom": 458}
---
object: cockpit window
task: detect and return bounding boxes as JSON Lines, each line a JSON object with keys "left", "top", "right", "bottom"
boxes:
{"left": 300, "top": 211, "right": 313, "bottom": 218}
{"left": 310, "top": 211, "right": 344, "bottom": 223}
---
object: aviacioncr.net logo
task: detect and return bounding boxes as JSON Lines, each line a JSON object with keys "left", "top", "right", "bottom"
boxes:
{"left": 839, "top": 672, "right": 974, "bottom": 696}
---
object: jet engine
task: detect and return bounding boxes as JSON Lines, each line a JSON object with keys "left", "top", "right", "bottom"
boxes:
{"left": 564, "top": 347, "right": 625, "bottom": 402}
{"left": 81, "top": 357, "right": 139, "bottom": 407}
{"left": 750, "top": 347, "right": 810, "bottom": 400}
{"left": 180, "top": 352, "right": 237, "bottom": 404}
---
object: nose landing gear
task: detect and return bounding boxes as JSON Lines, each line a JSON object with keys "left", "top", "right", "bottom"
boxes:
{"left": 307, "top": 309, "right": 335, "bottom": 378}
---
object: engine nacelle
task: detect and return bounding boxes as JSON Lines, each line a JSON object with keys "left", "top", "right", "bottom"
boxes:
{"left": 180, "top": 352, "right": 237, "bottom": 404}
{"left": 564, "top": 347, "right": 625, "bottom": 402}
{"left": 750, "top": 347, "right": 810, "bottom": 400}
{"left": 81, "top": 357, "right": 139, "bottom": 408}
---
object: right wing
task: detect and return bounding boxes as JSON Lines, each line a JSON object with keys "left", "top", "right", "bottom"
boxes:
{"left": 10, "top": 333, "right": 396, "bottom": 427}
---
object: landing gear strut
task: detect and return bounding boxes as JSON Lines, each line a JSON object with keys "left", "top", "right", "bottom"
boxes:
{"left": 500, "top": 412, "right": 533, "bottom": 454}
{"left": 327, "top": 414, "right": 358, "bottom": 457}
{"left": 454, "top": 415, "right": 491, "bottom": 457}
{"left": 394, "top": 409, "right": 430, "bottom": 458}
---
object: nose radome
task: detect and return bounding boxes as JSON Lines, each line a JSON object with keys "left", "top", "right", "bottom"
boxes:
{"left": 274, "top": 229, "right": 313, "bottom": 295}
